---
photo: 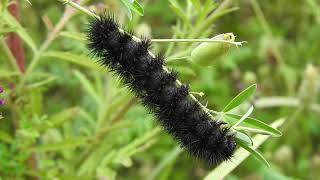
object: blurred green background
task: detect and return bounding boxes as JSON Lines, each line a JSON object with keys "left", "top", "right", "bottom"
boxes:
{"left": 0, "top": 0, "right": 320, "bottom": 179}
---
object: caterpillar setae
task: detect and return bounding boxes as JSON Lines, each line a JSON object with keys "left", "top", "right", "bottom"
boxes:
{"left": 87, "top": 14, "right": 236, "bottom": 165}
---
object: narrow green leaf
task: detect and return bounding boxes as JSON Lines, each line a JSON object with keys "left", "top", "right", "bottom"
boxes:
{"left": 0, "top": 71, "right": 20, "bottom": 78}
{"left": 174, "top": 66, "right": 196, "bottom": 77}
{"left": 3, "top": 11, "right": 37, "bottom": 53}
{"left": 131, "top": 1, "right": 144, "bottom": 16}
{"left": 0, "top": 130, "right": 14, "bottom": 143}
{"left": 111, "top": 127, "right": 161, "bottom": 164}
{"left": 26, "top": 76, "right": 57, "bottom": 89}
{"left": 204, "top": 118, "right": 285, "bottom": 180}
{"left": 223, "top": 84, "right": 257, "bottom": 112}
{"left": 43, "top": 51, "right": 101, "bottom": 70}
{"left": 120, "top": 0, "right": 144, "bottom": 19}
{"left": 121, "top": 2, "right": 133, "bottom": 20}
{"left": 60, "top": 31, "right": 86, "bottom": 41}
{"left": 29, "top": 138, "right": 85, "bottom": 152}
{"left": 37, "top": 107, "right": 80, "bottom": 132}
{"left": 74, "top": 70, "right": 101, "bottom": 104}
{"left": 47, "top": 107, "right": 80, "bottom": 128}
{"left": 225, "top": 113, "right": 282, "bottom": 137}
{"left": 233, "top": 105, "right": 254, "bottom": 127}
{"left": 0, "top": 27, "right": 18, "bottom": 34}
{"left": 168, "top": 0, "right": 190, "bottom": 26}
{"left": 190, "top": 0, "right": 201, "bottom": 11}
{"left": 234, "top": 131, "right": 253, "bottom": 146}
{"left": 29, "top": 89, "right": 43, "bottom": 115}
{"left": 237, "top": 140, "right": 270, "bottom": 168}
{"left": 147, "top": 146, "right": 184, "bottom": 180}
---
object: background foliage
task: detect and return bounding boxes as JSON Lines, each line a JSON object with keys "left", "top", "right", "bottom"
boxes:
{"left": 0, "top": 0, "right": 319, "bottom": 179}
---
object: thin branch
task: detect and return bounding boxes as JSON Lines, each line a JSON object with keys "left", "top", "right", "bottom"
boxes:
{"left": 151, "top": 38, "right": 246, "bottom": 46}
{"left": 18, "top": 0, "right": 84, "bottom": 90}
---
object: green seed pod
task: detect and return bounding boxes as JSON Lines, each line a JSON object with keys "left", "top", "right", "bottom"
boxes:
{"left": 191, "top": 33, "right": 234, "bottom": 66}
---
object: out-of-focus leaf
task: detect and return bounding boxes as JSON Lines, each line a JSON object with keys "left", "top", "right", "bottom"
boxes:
{"left": 0, "top": 130, "right": 14, "bottom": 143}
{"left": 190, "top": 0, "right": 201, "bottom": 11}
{"left": 26, "top": 76, "right": 57, "bottom": 89}
{"left": 168, "top": 0, "right": 190, "bottom": 26}
{"left": 3, "top": 11, "right": 37, "bottom": 53}
{"left": 29, "top": 138, "right": 85, "bottom": 152}
{"left": 60, "top": 31, "right": 86, "bottom": 42}
{"left": 96, "top": 167, "right": 117, "bottom": 180}
{"left": 0, "top": 27, "right": 17, "bottom": 34}
{"left": 111, "top": 127, "right": 161, "bottom": 165}
{"left": 29, "top": 89, "right": 43, "bottom": 115}
{"left": 22, "top": 0, "right": 32, "bottom": 5}
{"left": 223, "top": 84, "right": 257, "bottom": 112}
{"left": 120, "top": 0, "right": 144, "bottom": 19}
{"left": 237, "top": 140, "right": 270, "bottom": 168}
{"left": 0, "top": 71, "right": 20, "bottom": 78}
{"left": 46, "top": 107, "right": 80, "bottom": 129}
{"left": 147, "top": 146, "right": 184, "bottom": 180}
{"left": 43, "top": 51, "right": 101, "bottom": 70}
{"left": 174, "top": 66, "right": 196, "bottom": 77}
{"left": 130, "top": 0, "right": 144, "bottom": 16}
{"left": 225, "top": 114, "right": 282, "bottom": 137}
{"left": 74, "top": 70, "right": 101, "bottom": 104}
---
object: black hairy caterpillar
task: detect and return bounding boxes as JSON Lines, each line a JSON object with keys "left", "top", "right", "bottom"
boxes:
{"left": 87, "top": 14, "right": 236, "bottom": 165}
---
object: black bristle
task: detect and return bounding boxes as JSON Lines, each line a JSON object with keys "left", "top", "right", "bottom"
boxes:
{"left": 86, "top": 14, "right": 236, "bottom": 165}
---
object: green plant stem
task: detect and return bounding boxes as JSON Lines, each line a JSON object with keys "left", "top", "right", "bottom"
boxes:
{"left": 282, "top": 106, "right": 305, "bottom": 132}
{"left": 147, "top": 146, "right": 184, "bottom": 180}
{"left": 59, "top": 0, "right": 99, "bottom": 19}
{"left": 254, "top": 97, "right": 320, "bottom": 113}
{"left": 214, "top": 0, "right": 233, "bottom": 13}
{"left": 249, "top": 0, "right": 284, "bottom": 66}
{"left": 110, "top": 97, "right": 138, "bottom": 123}
{"left": 75, "top": 97, "right": 137, "bottom": 168}
{"left": 249, "top": 0, "right": 296, "bottom": 96}
{"left": 151, "top": 38, "right": 245, "bottom": 45}
{"left": 17, "top": 0, "right": 84, "bottom": 91}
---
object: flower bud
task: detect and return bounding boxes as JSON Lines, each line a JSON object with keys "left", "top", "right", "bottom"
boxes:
{"left": 191, "top": 33, "right": 234, "bottom": 66}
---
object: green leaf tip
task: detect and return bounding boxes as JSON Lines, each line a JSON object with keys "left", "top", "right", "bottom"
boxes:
{"left": 223, "top": 84, "right": 257, "bottom": 112}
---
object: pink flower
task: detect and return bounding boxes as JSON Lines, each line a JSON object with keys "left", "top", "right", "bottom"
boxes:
{"left": 0, "top": 86, "right": 4, "bottom": 105}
